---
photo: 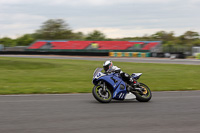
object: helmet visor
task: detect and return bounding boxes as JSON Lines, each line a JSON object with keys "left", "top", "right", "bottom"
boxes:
{"left": 103, "top": 65, "right": 109, "bottom": 72}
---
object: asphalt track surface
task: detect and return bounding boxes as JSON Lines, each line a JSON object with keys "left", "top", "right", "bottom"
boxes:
{"left": 0, "top": 91, "right": 200, "bottom": 133}
{"left": 0, "top": 54, "right": 200, "bottom": 65}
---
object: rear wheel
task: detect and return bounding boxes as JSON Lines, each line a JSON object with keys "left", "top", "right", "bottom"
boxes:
{"left": 132, "top": 83, "right": 152, "bottom": 102}
{"left": 92, "top": 85, "right": 112, "bottom": 103}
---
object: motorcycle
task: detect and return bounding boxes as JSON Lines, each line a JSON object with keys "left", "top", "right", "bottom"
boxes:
{"left": 92, "top": 68, "right": 152, "bottom": 103}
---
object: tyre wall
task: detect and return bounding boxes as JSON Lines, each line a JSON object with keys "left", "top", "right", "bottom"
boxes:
{"left": 109, "top": 52, "right": 151, "bottom": 57}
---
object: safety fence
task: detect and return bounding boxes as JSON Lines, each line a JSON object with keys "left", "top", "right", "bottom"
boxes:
{"left": 109, "top": 52, "right": 151, "bottom": 57}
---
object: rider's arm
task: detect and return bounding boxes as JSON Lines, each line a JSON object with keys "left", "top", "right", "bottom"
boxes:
{"left": 112, "top": 66, "right": 123, "bottom": 73}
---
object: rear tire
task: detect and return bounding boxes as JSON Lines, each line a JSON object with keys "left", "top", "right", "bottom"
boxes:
{"left": 132, "top": 83, "right": 152, "bottom": 102}
{"left": 92, "top": 85, "right": 112, "bottom": 103}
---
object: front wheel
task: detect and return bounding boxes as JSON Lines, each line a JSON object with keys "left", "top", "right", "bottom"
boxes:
{"left": 92, "top": 85, "right": 112, "bottom": 103}
{"left": 132, "top": 83, "right": 152, "bottom": 102}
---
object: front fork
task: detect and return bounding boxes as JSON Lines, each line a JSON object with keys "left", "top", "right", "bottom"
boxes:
{"left": 97, "top": 81, "right": 106, "bottom": 93}
{"left": 103, "top": 82, "right": 106, "bottom": 92}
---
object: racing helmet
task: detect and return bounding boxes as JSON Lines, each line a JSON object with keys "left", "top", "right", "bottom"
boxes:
{"left": 103, "top": 60, "right": 113, "bottom": 72}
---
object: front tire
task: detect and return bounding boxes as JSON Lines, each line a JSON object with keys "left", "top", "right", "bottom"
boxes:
{"left": 132, "top": 83, "right": 152, "bottom": 102}
{"left": 92, "top": 85, "right": 112, "bottom": 103}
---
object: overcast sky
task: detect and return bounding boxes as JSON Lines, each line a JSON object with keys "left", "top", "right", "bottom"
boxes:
{"left": 0, "top": 0, "right": 199, "bottom": 38}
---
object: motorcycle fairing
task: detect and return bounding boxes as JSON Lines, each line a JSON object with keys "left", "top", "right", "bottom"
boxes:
{"left": 94, "top": 73, "right": 127, "bottom": 100}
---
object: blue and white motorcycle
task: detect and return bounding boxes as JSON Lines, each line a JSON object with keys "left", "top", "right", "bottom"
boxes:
{"left": 92, "top": 68, "right": 152, "bottom": 103}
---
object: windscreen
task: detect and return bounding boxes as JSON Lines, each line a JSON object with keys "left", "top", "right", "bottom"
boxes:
{"left": 93, "top": 68, "right": 103, "bottom": 78}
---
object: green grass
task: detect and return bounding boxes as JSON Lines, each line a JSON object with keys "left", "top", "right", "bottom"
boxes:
{"left": 0, "top": 57, "right": 200, "bottom": 94}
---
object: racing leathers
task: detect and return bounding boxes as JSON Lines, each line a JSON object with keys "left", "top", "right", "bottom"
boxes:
{"left": 105, "top": 65, "right": 137, "bottom": 92}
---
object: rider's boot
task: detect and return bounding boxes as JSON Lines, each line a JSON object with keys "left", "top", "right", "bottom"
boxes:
{"left": 127, "top": 78, "right": 143, "bottom": 94}
{"left": 126, "top": 84, "right": 133, "bottom": 92}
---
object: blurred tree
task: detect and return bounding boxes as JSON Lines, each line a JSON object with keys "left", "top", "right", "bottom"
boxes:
{"left": 15, "top": 34, "right": 35, "bottom": 46}
{"left": 192, "top": 39, "right": 200, "bottom": 46}
{"left": 0, "top": 37, "right": 16, "bottom": 47}
{"left": 178, "top": 31, "right": 200, "bottom": 46}
{"left": 85, "top": 30, "right": 106, "bottom": 41}
{"left": 35, "top": 19, "right": 74, "bottom": 40}
{"left": 182, "top": 31, "right": 199, "bottom": 40}
{"left": 71, "top": 32, "right": 85, "bottom": 40}
{"left": 151, "top": 31, "right": 175, "bottom": 43}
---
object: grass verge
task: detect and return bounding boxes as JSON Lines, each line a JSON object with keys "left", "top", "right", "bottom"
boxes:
{"left": 0, "top": 57, "right": 200, "bottom": 94}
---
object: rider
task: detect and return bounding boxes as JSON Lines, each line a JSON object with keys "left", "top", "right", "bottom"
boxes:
{"left": 103, "top": 60, "right": 139, "bottom": 92}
